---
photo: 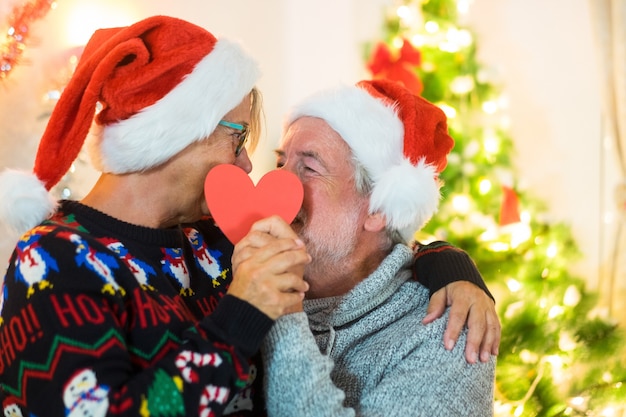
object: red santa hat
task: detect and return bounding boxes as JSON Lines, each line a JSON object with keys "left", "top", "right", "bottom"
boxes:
{"left": 0, "top": 15, "right": 260, "bottom": 234}
{"left": 283, "top": 79, "right": 454, "bottom": 242}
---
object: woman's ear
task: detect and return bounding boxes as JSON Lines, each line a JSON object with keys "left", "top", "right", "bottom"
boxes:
{"left": 364, "top": 211, "right": 387, "bottom": 233}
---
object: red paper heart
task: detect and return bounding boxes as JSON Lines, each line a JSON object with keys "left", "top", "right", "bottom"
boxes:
{"left": 204, "top": 164, "right": 304, "bottom": 244}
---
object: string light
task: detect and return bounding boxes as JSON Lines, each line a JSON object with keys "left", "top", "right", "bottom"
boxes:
{"left": 546, "top": 243, "right": 558, "bottom": 258}
{"left": 519, "top": 349, "right": 538, "bottom": 364}
{"left": 451, "top": 194, "right": 471, "bottom": 214}
{"left": 410, "top": 33, "right": 426, "bottom": 47}
{"left": 509, "top": 223, "right": 531, "bottom": 248}
{"left": 504, "top": 301, "right": 524, "bottom": 318}
{"left": 483, "top": 132, "right": 500, "bottom": 155}
{"left": 396, "top": 5, "right": 418, "bottom": 26}
{"left": 463, "top": 140, "right": 480, "bottom": 157}
{"left": 600, "top": 406, "right": 618, "bottom": 417}
{"left": 437, "top": 103, "right": 457, "bottom": 119}
{"left": 570, "top": 396, "right": 585, "bottom": 407}
{"left": 449, "top": 28, "right": 473, "bottom": 48}
{"left": 482, "top": 100, "right": 498, "bottom": 114}
{"left": 506, "top": 278, "right": 522, "bottom": 292}
{"left": 487, "top": 242, "right": 509, "bottom": 252}
{"left": 479, "top": 178, "right": 492, "bottom": 194}
{"left": 391, "top": 36, "right": 404, "bottom": 49}
{"left": 548, "top": 305, "right": 564, "bottom": 319}
{"left": 558, "top": 331, "right": 577, "bottom": 351}
{"left": 478, "top": 227, "right": 497, "bottom": 242}
{"left": 450, "top": 75, "right": 474, "bottom": 95}
{"left": 424, "top": 20, "right": 439, "bottom": 34}
{"left": 457, "top": 0, "right": 474, "bottom": 15}
{"left": 563, "top": 285, "right": 581, "bottom": 306}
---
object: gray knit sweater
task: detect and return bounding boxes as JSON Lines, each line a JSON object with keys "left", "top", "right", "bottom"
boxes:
{"left": 262, "top": 244, "right": 496, "bottom": 416}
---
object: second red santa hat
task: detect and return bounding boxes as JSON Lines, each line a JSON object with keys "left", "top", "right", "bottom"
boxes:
{"left": 283, "top": 79, "right": 455, "bottom": 242}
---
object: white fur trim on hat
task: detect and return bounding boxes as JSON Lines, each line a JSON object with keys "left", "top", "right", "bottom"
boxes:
{"left": 370, "top": 158, "right": 440, "bottom": 242}
{"left": 87, "top": 38, "right": 261, "bottom": 173}
{"left": 284, "top": 84, "right": 441, "bottom": 242}
{"left": 284, "top": 85, "right": 405, "bottom": 179}
{"left": 0, "top": 169, "right": 58, "bottom": 235}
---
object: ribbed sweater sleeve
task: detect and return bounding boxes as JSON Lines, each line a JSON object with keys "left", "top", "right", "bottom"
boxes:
{"left": 201, "top": 294, "right": 272, "bottom": 358}
{"left": 414, "top": 241, "right": 494, "bottom": 301}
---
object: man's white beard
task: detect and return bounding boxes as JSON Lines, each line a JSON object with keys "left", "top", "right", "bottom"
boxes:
{"left": 298, "top": 200, "right": 365, "bottom": 287}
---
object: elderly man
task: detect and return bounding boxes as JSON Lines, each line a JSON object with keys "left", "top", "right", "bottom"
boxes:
{"left": 259, "top": 79, "right": 496, "bottom": 416}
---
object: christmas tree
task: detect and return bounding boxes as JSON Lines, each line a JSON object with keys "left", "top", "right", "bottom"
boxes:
{"left": 365, "top": 0, "right": 626, "bottom": 415}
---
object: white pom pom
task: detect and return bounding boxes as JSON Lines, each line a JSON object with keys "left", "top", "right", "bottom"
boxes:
{"left": 0, "top": 169, "right": 58, "bottom": 235}
{"left": 369, "top": 158, "right": 440, "bottom": 242}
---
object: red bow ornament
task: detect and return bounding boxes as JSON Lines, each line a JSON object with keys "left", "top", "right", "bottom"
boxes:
{"left": 367, "top": 38, "right": 423, "bottom": 95}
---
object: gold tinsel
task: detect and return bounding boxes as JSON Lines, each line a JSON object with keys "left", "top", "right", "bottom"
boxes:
{"left": 1, "top": 0, "right": 56, "bottom": 81}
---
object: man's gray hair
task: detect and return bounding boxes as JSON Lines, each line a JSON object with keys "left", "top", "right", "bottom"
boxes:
{"left": 351, "top": 155, "right": 405, "bottom": 247}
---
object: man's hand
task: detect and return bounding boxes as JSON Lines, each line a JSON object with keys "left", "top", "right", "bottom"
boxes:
{"left": 422, "top": 281, "right": 501, "bottom": 364}
{"left": 230, "top": 216, "right": 310, "bottom": 319}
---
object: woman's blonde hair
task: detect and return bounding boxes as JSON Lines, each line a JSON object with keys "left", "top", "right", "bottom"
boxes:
{"left": 246, "top": 87, "right": 264, "bottom": 154}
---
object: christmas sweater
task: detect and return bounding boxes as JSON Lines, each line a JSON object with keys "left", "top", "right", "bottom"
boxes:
{"left": 0, "top": 201, "right": 489, "bottom": 417}
{"left": 0, "top": 201, "right": 269, "bottom": 417}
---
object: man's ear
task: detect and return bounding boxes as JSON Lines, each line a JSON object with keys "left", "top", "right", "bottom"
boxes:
{"left": 364, "top": 211, "right": 387, "bottom": 233}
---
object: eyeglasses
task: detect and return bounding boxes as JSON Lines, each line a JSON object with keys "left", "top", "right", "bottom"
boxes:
{"left": 218, "top": 120, "right": 249, "bottom": 156}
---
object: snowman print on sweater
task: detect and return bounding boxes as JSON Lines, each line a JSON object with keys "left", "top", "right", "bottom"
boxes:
{"left": 63, "top": 368, "right": 109, "bottom": 417}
